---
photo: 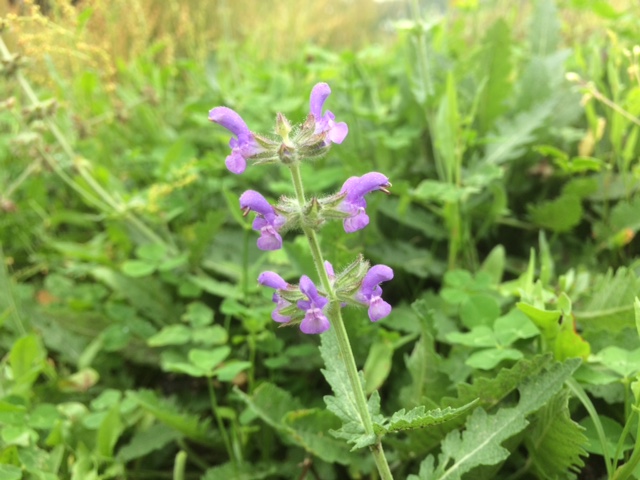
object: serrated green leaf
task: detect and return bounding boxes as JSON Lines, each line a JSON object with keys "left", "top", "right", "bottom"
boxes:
{"left": 374, "top": 401, "right": 478, "bottom": 435}
{"left": 417, "top": 359, "right": 580, "bottom": 480}
{"left": 126, "top": 390, "right": 210, "bottom": 443}
{"left": 117, "top": 424, "right": 180, "bottom": 462}
{"left": 234, "top": 383, "right": 350, "bottom": 464}
{"left": 575, "top": 268, "right": 640, "bottom": 331}
{"left": 525, "top": 390, "right": 587, "bottom": 479}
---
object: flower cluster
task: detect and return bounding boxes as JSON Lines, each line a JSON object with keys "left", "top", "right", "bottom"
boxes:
{"left": 210, "top": 82, "right": 394, "bottom": 334}
{"left": 258, "top": 260, "right": 393, "bottom": 335}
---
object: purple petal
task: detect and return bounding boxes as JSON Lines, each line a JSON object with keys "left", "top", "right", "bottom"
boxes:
{"left": 309, "top": 83, "right": 331, "bottom": 120}
{"left": 240, "top": 190, "right": 274, "bottom": 217}
{"left": 272, "top": 309, "right": 291, "bottom": 323}
{"left": 361, "top": 265, "right": 394, "bottom": 297}
{"left": 368, "top": 296, "right": 392, "bottom": 322}
{"left": 343, "top": 210, "right": 369, "bottom": 233}
{"left": 258, "top": 271, "right": 288, "bottom": 290}
{"left": 225, "top": 152, "right": 247, "bottom": 175}
{"left": 257, "top": 227, "right": 283, "bottom": 251}
{"left": 299, "top": 275, "right": 328, "bottom": 309}
{"left": 346, "top": 172, "right": 390, "bottom": 200}
{"left": 324, "top": 261, "right": 335, "bottom": 279}
{"left": 300, "top": 308, "right": 330, "bottom": 334}
{"left": 328, "top": 121, "right": 349, "bottom": 144}
{"left": 208, "top": 107, "right": 250, "bottom": 138}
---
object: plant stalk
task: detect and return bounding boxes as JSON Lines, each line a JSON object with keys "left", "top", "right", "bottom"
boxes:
{"left": 289, "top": 164, "right": 394, "bottom": 480}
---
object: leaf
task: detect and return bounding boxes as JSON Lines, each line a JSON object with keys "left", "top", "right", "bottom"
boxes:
{"left": 234, "top": 383, "right": 350, "bottom": 464}
{"left": 319, "top": 326, "right": 381, "bottom": 450}
{"left": 459, "top": 295, "right": 501, "bottom": 328}
{"left": 96, "top": 405, "right": 123, "bottom": 458}
{"left": 524, "top": 390, "right": 587, "bottom": 479}
{"left": 202, "top": 462, "right": 279, "bottom": 480}
{"left": 126, "top": 390, "right": 210, "bottom": 443}
{"left": 465, "top": 348, "right": 523, "bottom": 370}
{"left": 476, "top": 19, "right": 513, "bottom": 132}
{"left": 121, "top": 260, "right": 157, "bottom": 277}
{"left": 575, "top": 268, "right": 640, "bottom": 332}
{"left": 528, "top": 194, "right": 583, "bottom": 232}
{"left": 478, "top": 245, "right": 505, "bottom": 285}
{"left": 147, "top": 325, "right": 191, "bottom": 347}
{"left": 529, "top": 0, "right": 560, "bottom": 56}
{"left": 188, "top": 347, "right": 231, "bottom": 373}
{"left": 411, "top": 359, "right": 580, "bottom": 480}
{"left": 374, "top": 401, "right": 478, "bottom": 435}
{"left": 215, "top": 361, "right": 251, "bottom": 382}
{"left": 9, "top": 334, "right": 46, "bottom": 396}
{"left": 483, "top": 100, "right": 555, "bottom": 165}
{"left": 187, "top": 274, "right": 242, "bottom": 300}
{"left": 400, "top": 304, "right": 450, "bottom": 407}
{"left": 363, "top": 337, "right": 394, "bottom": 394}
{"left": 182, "top": 302, "right": 214, "bottom": 327}
{"left": 117, "top": 423, "right": 180, "bottom": 462}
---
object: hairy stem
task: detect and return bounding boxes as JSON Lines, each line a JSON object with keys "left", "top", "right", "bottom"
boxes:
{"left": 289, "top": 163, "right": 394, "bottom": 480}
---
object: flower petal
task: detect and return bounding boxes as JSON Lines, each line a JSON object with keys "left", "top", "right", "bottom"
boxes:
{"left": 300, "top": 308, "right": 330, "bottom": 334}
{"left": 225, "top": 152, "right": 247, "bottom": 175}
{"left": 347, "top": 172, "right": 390, "bottom": 200}
{"left": 299, "top": 275, "right": 328, "bottom": 309}
{"left": 208, "top": 107, "right": 250, "bottom": 138}
{"left": 258, "top": 271, "right": 288, "bottom": 290}
{"left": 309, "top": 83, "right": 331, "bottom": 120}
{"left": 343, "top": 210, "right": 369, "bottom": 233}
{"left": 368, "top": 296, "right": 392, "bottom": 322}
{"left": 240, "top": 190, "right": 274, "bottom": 217}
{"left": 328, "top": 121, "right": 349, "bottom": 144}
{"left": 361, "top": 264, "right": 394, "bottom": 297}
{"left": 257, "top": 227, "right": 282, "bottom": 251}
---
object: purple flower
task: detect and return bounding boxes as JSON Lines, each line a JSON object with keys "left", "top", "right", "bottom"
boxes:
{"left": 297, "top": 275, "right": 330, "bottom": 334}
{"left": 258, "top": 271, "right": 292, "bottom": 323}
{"left": 309, "top": 83, "right": 349, "bottom": 145}
{"left": 240, "top": 190, "right": 286, "bottom": 250}
{"left": 339, "top": 172, "right": 391, "bottom": 233}
{"left": 209, "top": 106, "right": 263, "bottom": 174}
{"left": 356, "top": 265, "right": 394, "bottom": 322}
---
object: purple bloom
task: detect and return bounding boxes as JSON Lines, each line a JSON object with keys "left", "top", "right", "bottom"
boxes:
{"left": 356, "top": 265, "right": 394, "bottom": 322}
{"left": 209, "top": 106, "right": 263, "bottom": 174}
{"left": 240, "top": 190, "right": 286, "bottom": 250}
{"left": 309, "top": 83, "right": 349, "bottom": 145}
{"left": 297, "top": 275, "right": 330, "bottom": 334}
{"left": 339, "top": 172, "right": 391, "bottom": 233}
{"left": 258, "top": 271, "right": 292, "bottom": 323}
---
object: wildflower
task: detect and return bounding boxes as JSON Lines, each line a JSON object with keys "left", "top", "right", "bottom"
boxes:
{"left": 258, "top": 271, "right": 292, "bottom": 323}
{"left": 309, "top": 83, "right": 349, "bottom": 145}
{"left": 298, "top": 275, "right": 330, "bottom": 334}
{"left": 339, "top": 172, "right": 391, "bottom": 233}
{"left": 240, "top": 190, "right": 286, "bottom": 250}
{"left": 208, "top": 106, "right": 263, "bottom": 174}
{"left": 356, "top": 265, "right": 394, "bottom": 322}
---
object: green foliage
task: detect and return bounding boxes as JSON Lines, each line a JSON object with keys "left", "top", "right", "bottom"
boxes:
{"left": 2, "top": 0, "right": 640, "bottom": 477}
{"left": 408, "top": 359, "right": 581, "bottom": 480}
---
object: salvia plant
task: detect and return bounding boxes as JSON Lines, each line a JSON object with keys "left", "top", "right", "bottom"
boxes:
{"left": 209, "top": 83, "right": 398, "bottom": 476}
{"left": 209, "top": 83, "right": 482, "bottom": 479}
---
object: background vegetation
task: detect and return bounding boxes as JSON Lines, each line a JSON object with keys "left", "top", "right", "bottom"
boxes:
{"left": 1, "top": 0, "right": 640, "bottom": 478}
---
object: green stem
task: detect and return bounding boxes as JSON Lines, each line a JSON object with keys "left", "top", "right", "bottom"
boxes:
{"left": 566, "top": 378, "right": 613, "bottom": 478}
{"left": 207, "top": 377, "right": 236, "bottom": 467}
{"left": 289, "top": 164, "right": 394, "bottom": 480}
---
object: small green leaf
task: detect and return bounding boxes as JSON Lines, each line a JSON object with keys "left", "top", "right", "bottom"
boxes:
{"left": 215, "top": 361, "right": 252, "bottom": 382}
{"left": 182, "top": 302, "right": 214, "bottom": 327}
{"left": 121, "top": 260, "right": 156, "bottom": 277}
{"left": 136, "top": 244, "right": 167, "bottom": 263}
{"left": 516, "top": 302, "right": 561, "bottom": 333}
{"left": 478, "top": 245, "right": 505, "bottom": 285}
{"left": 0, "top": 465, "right": 22, "bottom": 480}
{"left": 466, "top": 348, "right": 523, "bottom": 370}
{"left": 460, "top": 295, "right": 501, "bottom": 328}
{"left": 528, "top": 194, "right": 582, "bottom": 232}
{"left": 148, "top": 325, "right": 191, "bottom": 347}
{"left": 188, "top": 347, "right": 231, "bottom": 373}
{"left": 96, "top": 405, "right": 123, "bottom": 458}
{"left": 364, "top": 338, "right": 394, "bottom": 394}
{"left": 446, "top": 326, "right": 496, "bottom": 348}
{"left": 191, "top": 325, "right": 228, "bottom": 345}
